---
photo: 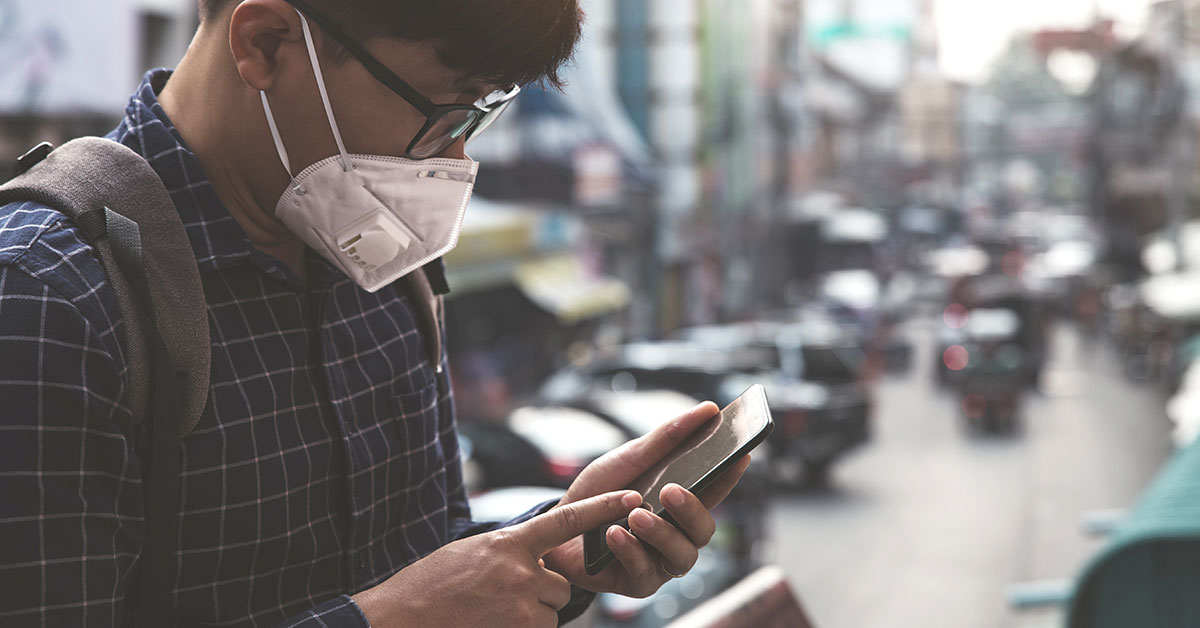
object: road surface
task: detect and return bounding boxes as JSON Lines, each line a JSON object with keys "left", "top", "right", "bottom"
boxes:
{"left": 768, "top": 320, "right": 1173, "bottom": 628}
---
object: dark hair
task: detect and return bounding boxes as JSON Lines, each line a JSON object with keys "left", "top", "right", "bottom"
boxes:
{"left": 199, "top": 0, "right": 583, "bottom": 89}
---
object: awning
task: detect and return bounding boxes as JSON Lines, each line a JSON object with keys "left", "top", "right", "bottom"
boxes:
{"left": 446, "top": 198, "right": 538, "bottom": 266}
{"left": 514, "top": 256, "right": 631, "bottom": 325}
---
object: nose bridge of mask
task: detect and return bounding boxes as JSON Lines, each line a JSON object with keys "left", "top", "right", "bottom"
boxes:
{"left": 259, "top": 8, "right": 354, "bottom": 180}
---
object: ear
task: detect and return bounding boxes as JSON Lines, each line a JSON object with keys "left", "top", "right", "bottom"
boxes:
{"left": 228, "top": 0, "right": 306, "bottom": 92}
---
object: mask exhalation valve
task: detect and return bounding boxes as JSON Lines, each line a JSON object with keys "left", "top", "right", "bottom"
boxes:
{"left": 335, "top": 210, "right": 415, "bottom": 271}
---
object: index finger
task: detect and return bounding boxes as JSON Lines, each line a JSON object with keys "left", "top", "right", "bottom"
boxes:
{"left": 512, "top": 490, "right": 642, "bottom": 556}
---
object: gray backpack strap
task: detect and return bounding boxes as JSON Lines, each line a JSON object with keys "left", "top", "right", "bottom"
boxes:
{"left": 400, "top": 265, "right": 444, "bottom": 370}
{"left": 1, "top": 137, "right": 211, "bottom": 626}
{"left": 0, "top": 137, "right": 210, "bottom": 436}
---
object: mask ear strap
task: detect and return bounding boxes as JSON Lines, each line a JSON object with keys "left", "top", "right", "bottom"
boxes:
{"left": 295, "top": 9, "right": 354, "bottom": 172}
{"left": 260, "top": 91, "right": 294, "bottom": 178}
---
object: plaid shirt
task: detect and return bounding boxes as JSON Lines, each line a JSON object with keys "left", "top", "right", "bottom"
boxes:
{"left": 0, "top": 70, "right": 549, "bottom": 627}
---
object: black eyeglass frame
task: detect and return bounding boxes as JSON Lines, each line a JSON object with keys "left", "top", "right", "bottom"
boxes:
{"left": 283, "top": 0, "right": 520, "bottom": 159}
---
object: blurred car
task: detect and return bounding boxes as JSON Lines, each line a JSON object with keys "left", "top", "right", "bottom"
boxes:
{"left": 1136, "top": 272, "right": 1200, "bottom": 384}
{"left": 458, "top": 405, "right": 630, "bottom": 491}
{"left": 1103, "top": 282, "right": 1170, "bottom": 380}
{"left": 669, "top": 320, "right": 868, "bottom": 386}
{"left": 954, "top": 308, "right": 1029, "bottom": 433}
{"left": 937, "top": 273, "right": 1048, "bottom": 387}
{"left": 546, "top": 388, "right": 706, "bottom": 438}
{"left": 815, "top": 208, "right": 891, "bottom": 274}
{"left": 458, "top": 420, "right": 546, "bottom": 493}
{"left": 815, "top": 270, "right": 913, "bottom": 372}
{"left": 467, "top": 485, "right": 569, "bottom": 521}
{"left": 541, "top": 341, "right": 756, "bottom": 408}
{"left": 547, "top": 337, "right": 870, "bottom": 485}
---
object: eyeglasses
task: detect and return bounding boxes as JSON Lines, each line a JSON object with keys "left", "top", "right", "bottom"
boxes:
{"left": 283, "top": 0, "right": 520, "bottom": 160}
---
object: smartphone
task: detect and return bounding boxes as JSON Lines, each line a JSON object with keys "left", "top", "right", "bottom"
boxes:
{"left": 582, "top": 384, "right": 774, "bottom": 575}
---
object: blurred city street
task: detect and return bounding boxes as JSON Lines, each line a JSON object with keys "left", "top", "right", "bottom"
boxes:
{"left": 770, "top": 318, "right": 1172, "bottom": 628}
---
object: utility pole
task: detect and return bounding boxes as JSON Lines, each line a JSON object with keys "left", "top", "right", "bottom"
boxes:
{"left": 1168, "top": 0, "right": 1193, "bottom": 271}
{"left": 761, "top": 0, "right": 804, "bottom": 310}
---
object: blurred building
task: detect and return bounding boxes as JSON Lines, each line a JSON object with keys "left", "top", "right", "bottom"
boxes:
{"left": 899, "top": 76, "right": 964, "bottom": 197}
{"left": 958, "top": 29, "right": 1096, "bottom": 227}
{"left": 1089, "top": 0, "right": 1200, "bottom": 270}
{"left": 0, "top": 0, "right": 196, "bottom": 176}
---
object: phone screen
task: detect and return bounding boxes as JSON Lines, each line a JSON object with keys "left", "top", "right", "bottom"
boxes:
{"left": 583, "top": 384, "right": 774, "bottom": 574}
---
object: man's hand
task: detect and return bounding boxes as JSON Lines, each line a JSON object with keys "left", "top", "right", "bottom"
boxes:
{"left": 542, "top": 401, "right": 752, "bottom": 598}
{"left": 352, "top": 490, "right": 642, "bottom": 628}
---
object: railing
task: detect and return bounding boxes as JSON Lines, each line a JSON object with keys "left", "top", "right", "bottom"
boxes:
{"left": 665, "top": 565, "right": 815, "bottom": 628}
{"left": 1007, "top": 437, "right": 1200, "bottom": 627}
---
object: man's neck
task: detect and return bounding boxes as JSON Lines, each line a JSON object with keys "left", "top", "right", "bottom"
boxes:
{"left": 157, "top": 29, "right": 309, "bottom": 283}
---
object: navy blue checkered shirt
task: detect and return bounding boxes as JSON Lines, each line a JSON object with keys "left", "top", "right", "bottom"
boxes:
{"left": 0, "top": 70, "right": 551, "bottom": 627}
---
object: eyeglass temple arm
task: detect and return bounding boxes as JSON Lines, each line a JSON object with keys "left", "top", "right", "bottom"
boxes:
{"left": 283, "top": 0, "right": 439, "bottom": 117}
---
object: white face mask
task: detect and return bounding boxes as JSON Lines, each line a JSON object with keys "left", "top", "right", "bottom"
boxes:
{"left": 259, "top": 9, "right": 478, "bottom": 293}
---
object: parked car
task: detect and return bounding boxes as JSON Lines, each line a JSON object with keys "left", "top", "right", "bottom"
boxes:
{"left": 954, "top": 308, "right": 1030, "bottom": 433}
{"left": 670, "top": 320, "right": 868, "bottom": 388}
{"left": 670, "top": 321, "right": 873, "bottom": 483}
{"left": 937, "top": 272, "right": 1048, "bottom": 388}
{"left": 813, "top": 270, "right": 914, "bottom": 373}
{"left": 546, "top": 339, "right": 870, "bottom": 485}
{"left": 458, "top": 405, "right": 630, "bottom": 491}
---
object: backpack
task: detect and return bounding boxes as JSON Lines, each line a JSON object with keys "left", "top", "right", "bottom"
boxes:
{"left": 0, "top": 137, "right": 210, "bottom": 626}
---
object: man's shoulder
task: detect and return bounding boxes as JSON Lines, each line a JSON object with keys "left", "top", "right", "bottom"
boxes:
{"left": 0, "top": 200, "right": 72, "bottom": 257}
{"left": 0, "top": 199, "right": 117, "bottom": 314}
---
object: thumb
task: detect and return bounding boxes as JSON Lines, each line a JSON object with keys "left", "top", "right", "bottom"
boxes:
{"left": 513, "top": 490, "right": 642, "bottom": 557}
{"left": 616, "top": 401, "right": 719, "bottom": 471}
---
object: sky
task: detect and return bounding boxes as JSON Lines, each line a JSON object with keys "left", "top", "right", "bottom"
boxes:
{"left": 935, "top": 0, "right": 1156, "bottom": 83}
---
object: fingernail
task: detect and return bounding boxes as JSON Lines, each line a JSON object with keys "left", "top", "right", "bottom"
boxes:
{"left": 663, "top": 484, "right": 685, "bottom": 508}
{"left": 622, "top": 491, "right": 642, "bottom": 509}
{"left": 630, "top": 508, "right": 653, "bottom": 530}
{"left": 608, "top": 526, "right": 626, "bottom": 546}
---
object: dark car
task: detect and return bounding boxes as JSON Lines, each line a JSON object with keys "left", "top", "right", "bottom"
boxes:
{"left": 671, "top": 319, "right": 868, "bottom": 387}
{"left": 671, "top": 322, "right": 874, "bottom": 483}
{"left": 458, "top": 405, "right": 630, "bottom": 491}
{"left": 954, "top": 308, "right": 1029, "bottom": 432}
{"left": 937, "top": 272, "right": 1048, "bottom": 388}
{"left": 545, "top": 338, "right": 870, "bottom": 485}
{"left": 808, "top": 271, "right": 914, "bottom": 373}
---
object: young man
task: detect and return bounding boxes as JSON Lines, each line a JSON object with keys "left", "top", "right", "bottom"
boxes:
{"left": 0, "top": 0, "right": 750, "bottom": 626}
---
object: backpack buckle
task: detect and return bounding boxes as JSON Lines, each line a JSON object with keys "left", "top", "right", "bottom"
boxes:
{"left": 13, "top": 142, "right": 55, "bottom": 176}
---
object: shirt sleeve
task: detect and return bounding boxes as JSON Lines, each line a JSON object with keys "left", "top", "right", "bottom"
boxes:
{"left": 274, "top": 595, "right": 371, "bottom": 628}
{"left": 0, "top": 264, "right": 144, "bottom": 626}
